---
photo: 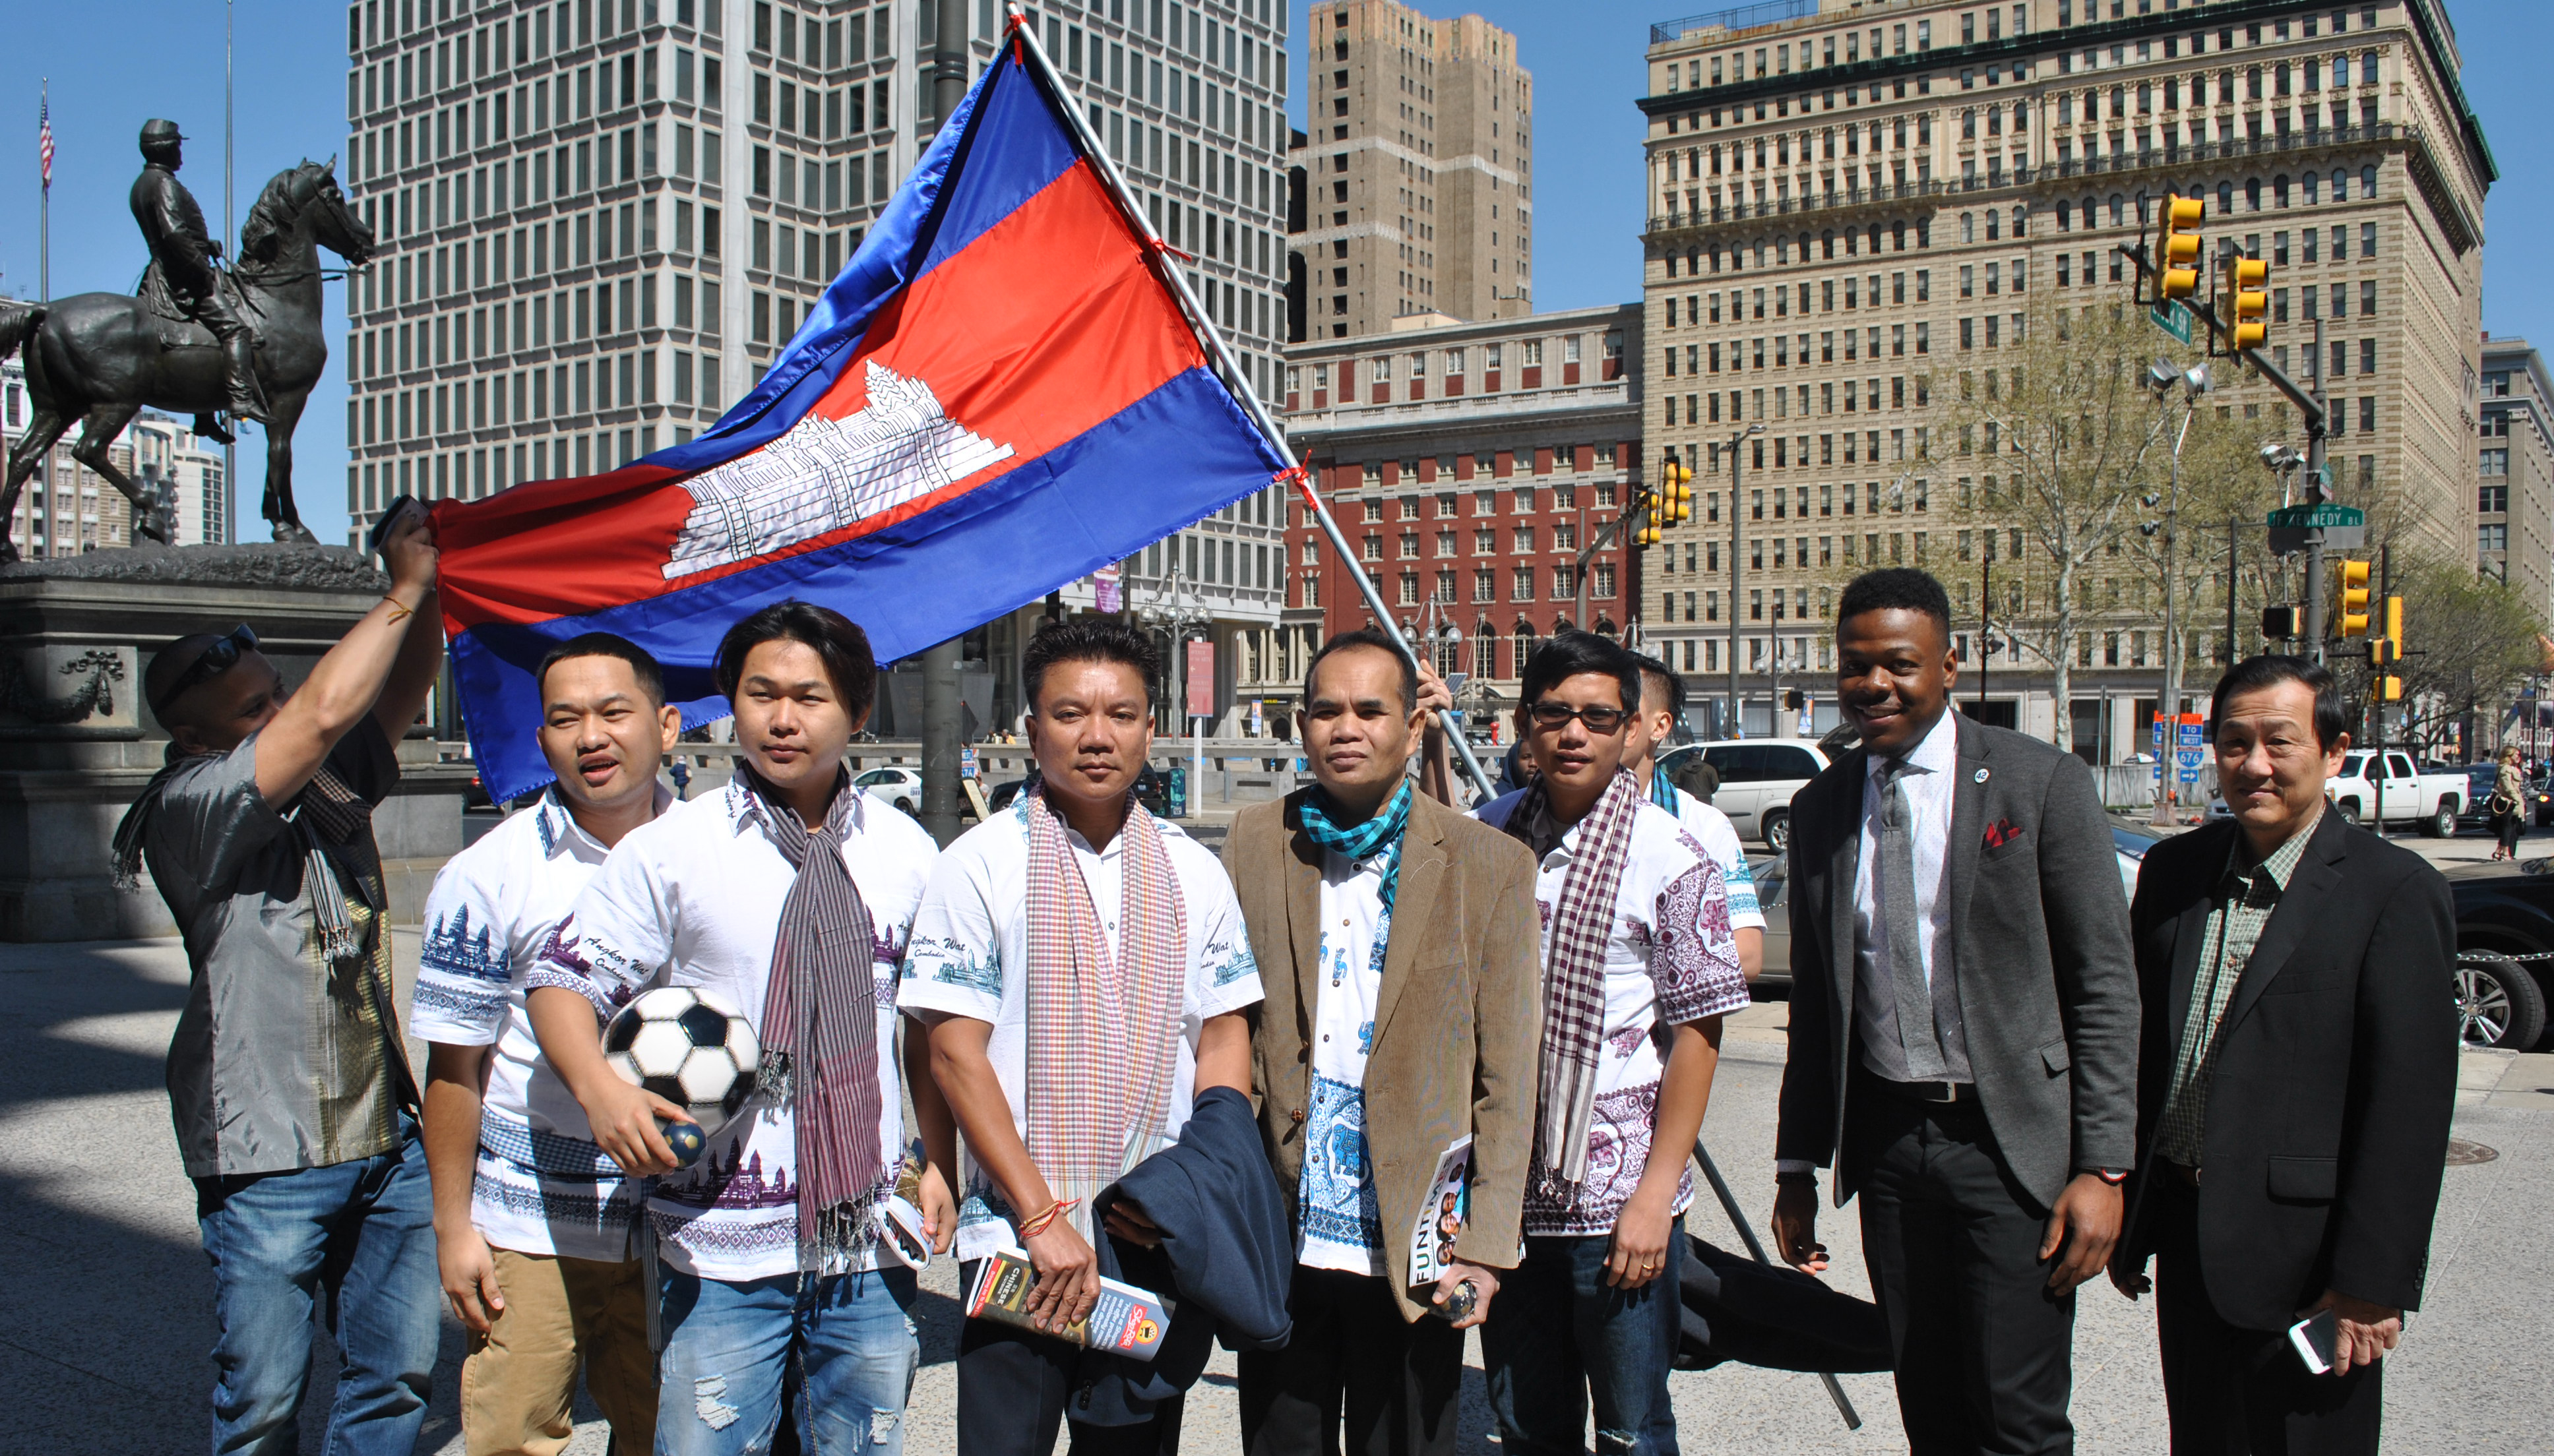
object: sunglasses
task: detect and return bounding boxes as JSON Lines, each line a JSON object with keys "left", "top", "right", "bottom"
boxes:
{"left": 152, "top": 624, "right": 259, "bottom": 717}
{"left": 1525, "top": 700, "right": 1630, "bottom": 735}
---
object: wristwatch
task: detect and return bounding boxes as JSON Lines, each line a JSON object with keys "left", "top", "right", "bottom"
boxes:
{"left": 2088, "top": 1167, "right": 2129, "bottom": 1186}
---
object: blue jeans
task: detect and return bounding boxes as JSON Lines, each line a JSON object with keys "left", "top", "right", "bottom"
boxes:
{"left": 1481, "top": 1227, "right": 1685, "bottom": 1456}
{"left": 657, "top": 1264, "right": 919, "bottom": 1456}
{"left": 193, "top": 1118, "right": 441, "bottom": 1456}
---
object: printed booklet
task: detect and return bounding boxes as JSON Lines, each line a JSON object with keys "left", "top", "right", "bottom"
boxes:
{"left": 965, "top": 1246, "right": 1169, "bottom": 1360}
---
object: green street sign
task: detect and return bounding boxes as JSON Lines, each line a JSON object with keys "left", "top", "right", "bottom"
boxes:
{"left": 2148, "top": 299, "right": 2194, "bottom": 344}
{"left": 2266, "top": 504, "right": 2365, "bottom": 529}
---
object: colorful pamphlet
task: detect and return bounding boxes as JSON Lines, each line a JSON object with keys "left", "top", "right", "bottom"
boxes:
{"left": 964, "top": 1246, "right": 1170, "bottom": 1361}
{"left": 1408, "top": 1136, "right": 1473, "bottom": 1290}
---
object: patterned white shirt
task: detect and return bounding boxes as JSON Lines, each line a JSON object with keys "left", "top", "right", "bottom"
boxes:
{"left": 530, "top": 779, "right": 937, "bottom": 1282}
{"left": 1474, "top": 791, "right": 1751, "bottom": 1236}
{"left": 412, "top": 788, "right": 667, "bottom": 1261}
{"left": 1297, "top": 847, "right": 1392, "bottom": 1275}
{"left": 1667, "top": 787, "right": 1766, "bottom": 931}
{"left": 898, "top": 797, "right": 1262, "bottom": 1262}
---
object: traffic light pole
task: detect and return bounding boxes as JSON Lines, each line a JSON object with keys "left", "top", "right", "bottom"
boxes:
{"left": 918, "top": 0, "right": 975, "bottom": 847}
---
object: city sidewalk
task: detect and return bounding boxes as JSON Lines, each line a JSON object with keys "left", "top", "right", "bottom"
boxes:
{"left": 4, "top": 936, "right": 2545, "bottom": 1453}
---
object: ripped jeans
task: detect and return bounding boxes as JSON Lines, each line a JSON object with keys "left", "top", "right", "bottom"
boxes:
{"left": 1480, "top": 1228, "right": 1685, "bottom": 1456}
{"left": 657, "top": 1264, "right": 919, "bottom": 1456}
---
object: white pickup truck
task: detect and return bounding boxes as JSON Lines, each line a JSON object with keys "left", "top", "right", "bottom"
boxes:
{"left": 2325, "top": 750, "right": 2470, "bottom": 837}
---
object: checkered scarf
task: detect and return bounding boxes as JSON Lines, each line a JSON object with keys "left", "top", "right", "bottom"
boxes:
{"left": 1023, "top": 785, "right": 1187, "bottom": 1243}
{"left": 1504, "top": 768, "right": 1645, "bottom": 1197}
{"left": 738, "top": 764, "right": 887, "bottom": 1271}
{"left": 1297, "top": 780, "right": 1413, "bottom": 917}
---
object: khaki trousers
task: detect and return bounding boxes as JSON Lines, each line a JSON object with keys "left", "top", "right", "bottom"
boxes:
{"left": 460, "top": 1246, "right": 657, "bottom": 1456}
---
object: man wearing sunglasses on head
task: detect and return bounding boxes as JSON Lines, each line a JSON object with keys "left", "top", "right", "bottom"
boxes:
{"left": 114, "top": 504, "right": 448, "bottom": 1456}
{"left": 1465, "top": 631, "right": 1749, "bottom": 1456}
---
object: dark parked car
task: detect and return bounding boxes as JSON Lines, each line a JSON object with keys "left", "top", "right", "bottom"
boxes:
{"left": 2445, "top": 859, "right": 2554, "bottom": 1050}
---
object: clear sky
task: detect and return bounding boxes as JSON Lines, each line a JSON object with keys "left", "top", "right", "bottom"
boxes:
{"left": 1, "top": 2, "right": 2545, "bottom": 548}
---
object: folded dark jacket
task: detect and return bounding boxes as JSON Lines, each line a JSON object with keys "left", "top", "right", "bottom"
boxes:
{"left": 1074, "top": 1084, "right": 1294, "bottom": 1426}
{"left": 1674, "top": 1234, "right": 1892, "bottom": 1374}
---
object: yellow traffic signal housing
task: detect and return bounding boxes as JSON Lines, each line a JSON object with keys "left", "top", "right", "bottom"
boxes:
{"left": 2382, "top": 594, "right": 2403, "bottom": 665}
{"left": 2337, "top": 561, "right": 2371, "bottom": 637}
{"left": 1636, "top": 522, "right": 1662, "bottom": 547}
{"left": 2154, "top": 194, "right": 2204, "bottom": 299}
{"left": 2222, "top": 255, "right": 2268, "bottom": 351}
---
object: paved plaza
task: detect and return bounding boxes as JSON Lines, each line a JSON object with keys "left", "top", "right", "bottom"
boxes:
{"left": 4, "top": 882, "right": 2548, "bottom": 1454}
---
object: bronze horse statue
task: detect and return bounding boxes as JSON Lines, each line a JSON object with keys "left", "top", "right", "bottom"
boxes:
{"left": 0, "top": 158, "right": 374, "bottom": 561}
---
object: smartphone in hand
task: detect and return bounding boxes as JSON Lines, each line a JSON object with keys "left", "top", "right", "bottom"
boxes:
{"left": 366, "top": 495, "right": 423, "bottom": 567}
{"left": 2288, "top": 1308, "right": 2340, "bottom": 1374}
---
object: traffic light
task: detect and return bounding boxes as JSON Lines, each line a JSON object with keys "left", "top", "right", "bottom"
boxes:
{"left": 2221, "top": 253, "right": 2268, "bottom": 352}
{"left": 1636, "top": 518, "right": 1663, "bottom": 547}
{"left": 2261, "top": 605, "right": 2299, "bottom": 640}
{"left": 2154, "top": 193, "right": 2204, "bottom": 300}
{"left": 2381, "top": 594, "right": 2404, "bottom": 700}
{"left": 2337, "top": 560, "right": 2371, "bottom": 638}
{"left": 1661, "top": 461, "right": 1695, "bottom": 525}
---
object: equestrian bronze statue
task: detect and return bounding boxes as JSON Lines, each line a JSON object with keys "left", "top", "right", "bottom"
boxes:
{"left": 0, "top": 121, "right": 374, "bottom": 560}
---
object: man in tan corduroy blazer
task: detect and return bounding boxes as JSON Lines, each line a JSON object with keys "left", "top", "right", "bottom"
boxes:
{"left": 1222, "top": 630, "right": 1543, "bottom": 1456}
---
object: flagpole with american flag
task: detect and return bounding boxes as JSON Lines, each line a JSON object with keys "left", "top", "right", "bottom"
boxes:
{"left": 37, "top": 83, "right": 49, "bottom": 307}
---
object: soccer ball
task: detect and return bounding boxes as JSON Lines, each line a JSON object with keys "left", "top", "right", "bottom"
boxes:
{"left": 602, "top": 986, "right": 761, "bottom": 1149}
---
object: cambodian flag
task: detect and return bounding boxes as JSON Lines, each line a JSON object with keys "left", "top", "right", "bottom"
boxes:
{"left": 432, "top": 24, "right": 1284, "bottom": 803}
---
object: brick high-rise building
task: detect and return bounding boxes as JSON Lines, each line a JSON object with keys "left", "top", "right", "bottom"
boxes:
{"left": 1291, "top": 0, "right": 1532, "bottom": 340}
{"left": 1638, "top": 0, "right": 2493, "bottom": 748}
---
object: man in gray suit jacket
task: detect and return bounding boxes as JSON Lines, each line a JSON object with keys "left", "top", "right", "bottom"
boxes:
{"left": 1771, "top": 569, "right": 2140, "bottom": 1455}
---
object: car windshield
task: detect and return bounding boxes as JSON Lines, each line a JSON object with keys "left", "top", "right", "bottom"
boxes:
{"left": 2340, "top": 754, "right": 2365, "bottom": 777}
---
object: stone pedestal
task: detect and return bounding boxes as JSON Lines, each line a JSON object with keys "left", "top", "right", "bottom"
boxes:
{"left": 0, "top": 545, "right": 472, "bottom": 942}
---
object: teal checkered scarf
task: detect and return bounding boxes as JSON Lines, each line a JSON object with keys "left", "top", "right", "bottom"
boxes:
{"left": 1298, "top": 780, "right": 1414, "bottom": 917}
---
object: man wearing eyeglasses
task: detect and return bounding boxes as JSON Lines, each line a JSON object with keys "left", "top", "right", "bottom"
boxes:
{"left": 114, "top": 506, "right": 449, "bottom": 1456}
{"left": 1467, "top": 630, "right": 1749, "bottom": 1456}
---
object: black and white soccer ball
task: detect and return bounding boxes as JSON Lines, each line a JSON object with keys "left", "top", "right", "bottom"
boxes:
{"left": 602, "top": 986, "right": 761, "bottom": 1141}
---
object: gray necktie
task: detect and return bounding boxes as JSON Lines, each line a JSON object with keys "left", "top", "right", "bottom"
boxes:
{"left": 1880, "top": 760, "right": 1948, "bottom": 1081}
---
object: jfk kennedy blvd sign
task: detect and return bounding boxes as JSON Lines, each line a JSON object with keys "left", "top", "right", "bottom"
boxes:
{"left": 2267, "top": 502, "right": 2365, "bottom": 552}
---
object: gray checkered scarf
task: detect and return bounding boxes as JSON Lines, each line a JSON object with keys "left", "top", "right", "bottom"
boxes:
{"left": 1504, "top": 768, "right": 1645, "bottom": 1198}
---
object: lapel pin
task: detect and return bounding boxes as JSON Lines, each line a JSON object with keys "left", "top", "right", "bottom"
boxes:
{"left": 1974, "top": 768, "right": 1991, "bottom": 783}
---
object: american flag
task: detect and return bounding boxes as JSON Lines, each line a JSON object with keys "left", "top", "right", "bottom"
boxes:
{"left": 37, "top": 100, "right": 51, "bottom": 189}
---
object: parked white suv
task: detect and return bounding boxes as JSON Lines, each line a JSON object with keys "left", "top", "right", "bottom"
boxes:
{"left": 1658, "top": 740, "right": 1834, "bottom": 853}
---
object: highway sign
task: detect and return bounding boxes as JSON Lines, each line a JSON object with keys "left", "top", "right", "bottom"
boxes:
{"left": 2148, "top": 299, "right": 2194, "bottom": 344}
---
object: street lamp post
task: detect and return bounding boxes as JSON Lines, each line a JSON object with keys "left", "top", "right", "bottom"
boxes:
{"left": 1724, "top": 423, "right": 1764, "bottom": 737}
{"left": 2143, "top": 359, "right": 2212, "bottom": 827}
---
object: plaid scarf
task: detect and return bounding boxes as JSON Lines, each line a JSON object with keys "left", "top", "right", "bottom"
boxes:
{"left": 1297, "top": 780, "right": 1414, "bottom": 917}
{"left": 737, "top": 764, "right": 887, "bottom": 1271}
{"left": 1023, "top": 785, "right": 1187, "bottom": 1243}
{"left": 1646, "top": 762, "right": 1681, "bottom": 816}
{"left": 1503, "top": 768, "right": 1646, "bottom": 1198}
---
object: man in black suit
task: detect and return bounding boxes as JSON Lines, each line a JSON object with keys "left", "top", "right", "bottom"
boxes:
{"left": 1772, "top": 569, "right": 2140, "bottom": 1455}
{"left": 2111, "top": 656, "right": 2456, "bottom": 1453}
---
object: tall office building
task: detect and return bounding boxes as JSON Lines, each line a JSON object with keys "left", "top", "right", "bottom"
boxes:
{"left": 1291, "top": 0, "right": 1531, "bottom": 340}
{"left": 341, "top": 0, "right": 1296, "bottom": 578}
{"left": 2477, "top": 335, "right": 2552, "bottom": 617}
{"left": 1638, "top": 0, "right": 2492, "bottom": 744}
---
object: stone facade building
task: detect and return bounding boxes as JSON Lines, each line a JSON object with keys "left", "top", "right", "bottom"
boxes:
{"left": 2477, "top": 335, "right": 2551, "bottom": 617}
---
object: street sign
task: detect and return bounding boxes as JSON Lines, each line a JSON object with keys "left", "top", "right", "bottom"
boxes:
{"left": 2148, "top": 299, "right": 2194, "bottom": 344}
{"left": 1185, "top": 640, "right": 1216, "bottom": 719}
{"left": 960, "top": 746, "right": 978, "bottom": 780}
{"left": 2266, "top": 504, "right": 2365, "bottom": 530}
{"left": 2177, "top": 747, "right": 2204, "bottom": 783}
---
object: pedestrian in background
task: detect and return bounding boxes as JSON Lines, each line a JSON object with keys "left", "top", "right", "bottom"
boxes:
{"left": 2111, "top": 656, "right": 2456, "bottom": 1454}
{"left": 1772, "top": 568, "right": 2139, "bottom": 1455}
{"left": 412, "top": 634, "right": 679, "bottom": 1456}
{"left": 115, "top": 505, "right": 447, "bottom": 1455}
{"left": 1225, "top": 628, "right": 1543, "bottom": 1456}
{"left": 2492, "top": 743, "right": 2526, "bottom": 861}
{"left": 1625, "top": 653, "right": 1764, "bottom": 983}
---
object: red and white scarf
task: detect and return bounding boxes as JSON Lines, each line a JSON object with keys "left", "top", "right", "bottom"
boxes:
{"left": 1023, "top": 785, "right": 1187, "bottom": 1241}
{"left": 1505, "top": 768, "right": 1646, "bottom": 1199}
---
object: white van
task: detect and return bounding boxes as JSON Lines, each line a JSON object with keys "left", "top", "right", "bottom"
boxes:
{"left": 1658, "top": 740, "right": 1834, "bottom": 853}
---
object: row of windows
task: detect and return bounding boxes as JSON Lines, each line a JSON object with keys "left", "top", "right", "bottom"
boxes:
{"left": 1665, "top": 270, "right": 1940, "bottom": 326}
{"left": 1346, "top": 477, "right": 1619, "bottom": 520}
{"left": 355, "top": 198, "right": 717, "bottom": 323}
{"left": 1664, "top": 328, "right": 1937, "bottom": 382}
{"left": 354, "top": 274, "right": 722, "bottom": 385}
{"left": 354, "top": 123, "right": 698, "bottom": 257}
{"left": 352, "top": 1, "right": 704, "bottom": 114}
{"left": 1383, "top": 565, "right": 1613, "bottom": 607}
{"left": 353, "top": 38, "right": 704, "bottom": 153}
{"left": 353, "top": 423, "right": 681, "bottom": 514}
{"left": 352, "top": 347, "right": 722, "bottom": 452}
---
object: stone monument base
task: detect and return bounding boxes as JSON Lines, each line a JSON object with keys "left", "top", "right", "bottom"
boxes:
{"left": 1, "top": 544, "right": 471, "bottom": 942}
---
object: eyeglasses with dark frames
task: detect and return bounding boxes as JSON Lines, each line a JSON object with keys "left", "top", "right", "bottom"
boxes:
{"left": 1525, "top": 700, "right": 1630, "bottom": 735}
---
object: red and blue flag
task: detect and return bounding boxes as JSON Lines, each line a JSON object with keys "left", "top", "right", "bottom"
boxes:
{"left": 432, "top": 31, "right": 1284, "bottom": 803}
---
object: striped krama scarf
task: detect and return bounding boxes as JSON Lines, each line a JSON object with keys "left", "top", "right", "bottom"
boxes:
{"left": 738, "top": 764, "right": 888, "bottom": 1271}
{"left": 1504, "top": 768, "right": 1645, "bottom": 1198}
{"left": 1023, "top": 785, "right": 1187, "bottom": 1242}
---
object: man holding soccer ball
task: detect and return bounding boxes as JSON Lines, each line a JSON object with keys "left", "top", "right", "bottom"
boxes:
{"left": 411, "top": 633, "right": 681, "bottom": 1455}
{"left": 528, "top": 601, "right": 959, "bottom": 1456}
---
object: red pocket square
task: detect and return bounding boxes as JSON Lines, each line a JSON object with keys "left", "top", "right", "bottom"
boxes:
{"left": 1983, "top": 818, "right": 2024, "bottom": 849}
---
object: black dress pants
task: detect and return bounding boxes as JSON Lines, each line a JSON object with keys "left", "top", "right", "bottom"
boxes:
{"left": 2149, "top": 1178, "right": 2383, "bottom": 1455}
{"left": 1237, "top": 1267, "right": 1466, "bottom": 1456}
{"left": 1850, "top": 1087, "right": 2076, "bottom": 1456}
{"left": 955, "top": 1259, "right": 1183, "bottom": 1456}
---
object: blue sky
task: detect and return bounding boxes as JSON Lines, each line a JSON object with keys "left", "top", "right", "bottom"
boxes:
{"left": 3, "top": 2, "right": 2546, "bottom": 545}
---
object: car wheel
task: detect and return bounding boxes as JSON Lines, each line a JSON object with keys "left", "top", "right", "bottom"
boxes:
{"left": 2427, "top": 803, "right": 2458, "bottom": 839}
{"left": 894, "top": 797, "right": 916, "bottom": 816}
{"left": 2335, "top": 798, "right": 2362, "bottom": 825}
{"left": 1762, "top": 810, "right": 1791, "bottom": 857}
{"left": 2456, "top": 952, "right": 2549, "bottom": 1051}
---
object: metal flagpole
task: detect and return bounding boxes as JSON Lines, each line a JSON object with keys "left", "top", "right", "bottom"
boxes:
{"left": 1000, "top": 4, "right": 1495, "bottom": 799}
{"left": 226, "top": 1, "right": 238, "bottom": 541}
{"left": 1693, "top": 1136, "right": 1863, "bottom": 1430}
{"left": 37, "top": 82, "right": 51, "bottom": 559}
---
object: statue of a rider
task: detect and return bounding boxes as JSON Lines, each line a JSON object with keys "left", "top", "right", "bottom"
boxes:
{"left": 129, "top": 119, "right": 270, "bottom": 439}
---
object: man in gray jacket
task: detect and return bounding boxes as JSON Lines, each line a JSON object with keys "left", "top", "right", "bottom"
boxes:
{"left": 1770, "top": 569, "right": 2139, "bottom": 1455}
